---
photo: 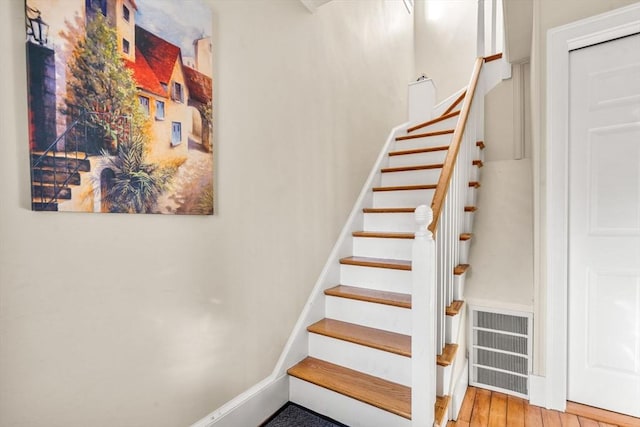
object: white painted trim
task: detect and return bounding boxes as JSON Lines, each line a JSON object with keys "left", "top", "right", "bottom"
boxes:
{"left": 191, "top": 374, "right": 288, "bottom": 427}
{"left": 528, "top": 374, "right": 547, "bottom": 407}
{"left": 567, "top": 21, "right": 640, "bottom": 51}
{"left": 450, "top": 360, "right": 469, "bottom": 421}
{"left": 513, "top": 63, "right": 524, "bottom": 160}
{"left": 545, "top": 2, "right": 640, "bottom": 412}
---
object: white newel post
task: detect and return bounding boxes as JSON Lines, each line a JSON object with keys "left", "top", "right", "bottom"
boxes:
{"left": 408, "top": 78, "right": 436, "bottom": 125}
{"left": 412, "top": 205, "right": 437, "bottom": 427}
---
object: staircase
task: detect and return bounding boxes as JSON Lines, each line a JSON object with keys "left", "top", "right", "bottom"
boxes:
{"left": 30, "top": 110, "right": 130, "bottom": 211}
{"left": 285, "top": 56, "right": 503, "bottom": 427}
{"left": 31, "top": 152, "right": 90, "bottom": 211}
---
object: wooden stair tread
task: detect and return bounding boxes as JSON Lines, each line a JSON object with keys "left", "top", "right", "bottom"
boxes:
{"left": 395, "top": 128, "right": 454, "bottom": 142}
{"left": 353, "top": 231, "right": 414, "bottom": 239}
{"left": 308, "top": 318, "right": 411, "bottom": 357}
{"left": 389, "top": 145, "right": 449, "bottom": 157}
{"left": 460, "top": 233, "right": 473, "bottom": 241}
{"left": 484, "top": 52, "right": 503, "bottom": 63}
{"left": 437, "top": 343, "right": 459, "bottom": 367}
{"left": 340, "top": 256, "right": 411, "bottom": 271}
{"left": 469, "top": 181, "right": 481, "bottom": 188}
{"left": 407, "top": 110, "right": 460, "bottom": 133}
{"left": 288, "top": 357, "right": 412, "bottom": 419}
{"left": 435, "top": 395, "right": 451, "bottom": 427}
{"left": 363, "top": 207, "right": 416, "bottom": 213}
{"left": 464, "top": 206, "right": 477, "bottom": 212}
{"left": 476, "top": 141, "right": 485, "bottom": 149}
{"left": 381, "top": 163, "right": 443, "bottom": 173}
{"left": 446, "top": 300, "right": 464, "bottom": 316}
{"left": 473, "top": 159, "right": 484, "bottom": 167}
{"left": 454, "top": 264, "right": 470, "bottom": 275}
{"left": 373, "top": 184, "right": 436, "bottom": 192}
{"left": 325, "top": 285, "right": 411, "bottom": 309}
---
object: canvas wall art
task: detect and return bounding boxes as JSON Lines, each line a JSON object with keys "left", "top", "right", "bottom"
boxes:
{"left": 25, "top": 0, "right": 214, "bottom": 214}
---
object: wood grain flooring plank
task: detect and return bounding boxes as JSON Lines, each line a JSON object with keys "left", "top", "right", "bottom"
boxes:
{"left": 488, "top": 392, "right": 507, "bottom": 427}
{"left": 541, "top": 409, "right": 562, "bottom": 427}
{"left": 559, "top": 412, "right": 580, "bottom": 427}
{"left": 470, "top": 388, "right": 491, "bottom": 427}
{"left": 457, "top": 386, "right": 476, "bottom": 422}
{"left": 506, "top": 395, "right": 526, "bottom": 427}
{"left": 524, "top": 404, "right": 544, "bottom": 427}
{"left": 579, "top": 417, "right": 601, "bottom": 427}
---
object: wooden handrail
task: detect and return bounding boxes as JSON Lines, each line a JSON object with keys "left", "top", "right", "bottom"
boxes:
{"left": 428, "top": 57, "right": 484, "bottom": 234}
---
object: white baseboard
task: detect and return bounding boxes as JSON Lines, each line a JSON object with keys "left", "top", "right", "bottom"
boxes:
{"left": 528, "top": 374, "right": 547, "bottom": 408}
{"left": 450, "top": 359, "right": 469, "bottom": 421}
{"left": 191, "top": 374, "right": 288, "bottom": 427}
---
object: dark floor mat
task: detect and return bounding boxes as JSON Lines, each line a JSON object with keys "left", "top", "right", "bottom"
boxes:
{"left": 261, "top": 402, "right": 348, "bottom": 427}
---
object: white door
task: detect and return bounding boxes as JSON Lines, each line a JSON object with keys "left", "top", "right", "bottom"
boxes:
{"left": 568, "top": 33, "right": 640, "bottom": 417}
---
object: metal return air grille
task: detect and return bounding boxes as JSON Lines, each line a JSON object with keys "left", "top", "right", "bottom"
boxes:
{"left": 469, "top": 307, "right": 532, "bottom": 398}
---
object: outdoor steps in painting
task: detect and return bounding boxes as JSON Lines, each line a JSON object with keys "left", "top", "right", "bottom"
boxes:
{"left": 30, "top": 152, "right": 90, "bottom": 211}
{"left": 30, "top": 153, "right": 90, "bottom": 172}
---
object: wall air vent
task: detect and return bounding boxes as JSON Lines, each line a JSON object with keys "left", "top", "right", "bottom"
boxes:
{"left": 469, "top": 306, "right": 532, "bottom": 398}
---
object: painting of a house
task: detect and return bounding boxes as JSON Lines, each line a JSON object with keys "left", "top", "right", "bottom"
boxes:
{"left": 25, "top": 0, "right": 214, "bottom": 214}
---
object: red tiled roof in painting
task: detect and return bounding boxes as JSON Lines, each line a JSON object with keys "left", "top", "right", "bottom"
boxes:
{"left": 183, "top": 66, "right": 212, "bottom": 104}
{"left": 135, "top": 25, "right": 181, "bottom": 84}
{"left": 124, "top": 53, "right": 167, "bottom": 98}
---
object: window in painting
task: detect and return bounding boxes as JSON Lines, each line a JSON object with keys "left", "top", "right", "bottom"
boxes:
{"left": 171, "top": 122, "right": 182, "bottom": 146}
{"left": 155, "top": 100, "right": 165, "bottom": 120}
{"left": 123, "top": 5, "right": 130, "bottom": 22}
{"left": 172, "top": 82, "right": 184, "bottom": 103}
{"left": 139, "top": 96, "right": 150, "bottom": 116}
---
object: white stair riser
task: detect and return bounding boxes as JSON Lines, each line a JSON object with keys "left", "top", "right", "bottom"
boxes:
{"left": 380, "top": 168, "right": 441, "bottom": 187}
{"left": 437, "top": 364, "right": 453, "bottom": 397}
{"left": 459, "top": 239, "right": 471, "bottom": 264}
{"left": 393, "top": 133, "right": 452, "bottom": 152}
{"left": 325, "top": 295, "right": 411, "bottom": 335}
{"left": 340, "top": 264, "right": 412, "bottom": 294}
{"left": 475, "top": 146, "right": 485, "bottom": 163}
{"left": 373, "top": 188, "right": 435, "bottom": 208}
{"left": 387, "top": 150, "right": 448, "bottom": 168}
{"left": 289, "top": 377, "right": 411, "bottom": 427}
{"left": 446, "top": 314, "right": 461, "bottom": 345}
{"left": 453, "top": 271, "right": 466, "bottom": 301}
{"left": 353, "top": 237, "right": 413, "bottom": 261}
{"left": 308, "top": 334, "right": 411, "bottom": 386}
{"left": 463, "top": 211, "right": 475, "bottom": 233}
{"left": 363, "top": 212, "right": 416, "bottom": 232}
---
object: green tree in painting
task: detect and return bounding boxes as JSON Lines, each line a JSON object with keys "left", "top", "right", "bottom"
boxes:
{"left": 64, "top": 10, "right": 175, "bottom": 213}
{"left": 64, "top": 11, "right": 142, "bottom": 152}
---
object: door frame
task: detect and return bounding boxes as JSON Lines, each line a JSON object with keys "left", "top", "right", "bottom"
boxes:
{"left": 545, "top": 3, "right": 640, "bottom": 411}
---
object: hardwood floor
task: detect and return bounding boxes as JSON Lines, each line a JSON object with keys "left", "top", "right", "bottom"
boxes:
{"left": 446, "top": 387, "right": 639, "bottom": 427}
